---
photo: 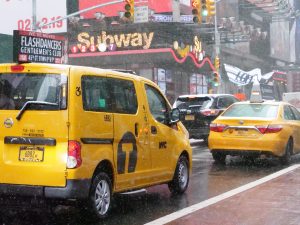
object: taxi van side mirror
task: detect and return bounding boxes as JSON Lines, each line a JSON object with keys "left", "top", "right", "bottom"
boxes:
{"left": 169, "top": 108, "right": 180, "bottom": 124}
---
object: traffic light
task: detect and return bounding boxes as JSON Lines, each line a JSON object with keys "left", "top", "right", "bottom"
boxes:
{"left": 212, "top": 72, "right": 219, "bottom": 87}
{"left": 214, "top": 56, "right": 220, "bottom": 70}
{"left": 207, "top": 0, "right": 216, "bottom": 17}
{"left": 124, "top": 0, "right": 134, "bottom": 19}
{"left": 192, "top": 0, "right": 200, "bottom": 23}
{"left": 201, "top": 0, "right": 208, "bottom": 17}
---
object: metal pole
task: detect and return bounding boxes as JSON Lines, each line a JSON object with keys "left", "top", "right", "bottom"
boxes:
{"left": 215, "top": 0, "right": 221, "bottom": 93}
{"left": 37, "top": 0, "right": 124, "bottom": 30}
{"left": 32, "top": 0, "right": 37, "bottom": 31}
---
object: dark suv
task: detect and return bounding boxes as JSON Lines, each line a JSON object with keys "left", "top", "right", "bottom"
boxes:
{"left": 173, "top": 94, "right": 239, "bottom": 141}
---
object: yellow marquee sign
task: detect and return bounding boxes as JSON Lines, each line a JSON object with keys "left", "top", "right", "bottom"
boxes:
{"left": 76, "top": 31, "right": 154, "bottom": 52}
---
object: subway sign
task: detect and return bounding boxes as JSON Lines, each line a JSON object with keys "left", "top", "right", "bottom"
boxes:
{"left": 70, "top": 31, "right": 154, "bottom": 54}
{"left": 13, "top": 30, "right": 67, "bottom": 64}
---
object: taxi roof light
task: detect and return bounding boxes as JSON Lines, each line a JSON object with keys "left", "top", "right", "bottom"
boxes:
{"left": 250, "top": 83, "right": 264, "bottom": 103}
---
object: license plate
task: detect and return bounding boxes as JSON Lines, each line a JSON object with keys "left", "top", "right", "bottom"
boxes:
{"left": 185, "top": 115, "right": 195, "bottom": 121}
{"left": 235, "top": 128, "right": 248, "bottom": 136}
{"left": 19, "top": 146, "right": 44, "bottom": 162}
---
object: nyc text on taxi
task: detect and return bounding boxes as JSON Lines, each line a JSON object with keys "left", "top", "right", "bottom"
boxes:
{"left": 0, "top": 63, "right": 192, "bottom": 218}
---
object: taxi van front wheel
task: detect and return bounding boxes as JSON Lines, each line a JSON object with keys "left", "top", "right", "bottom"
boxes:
{"left": 89, "top": 172, "right": 112, "bottom": 219}
{"left": 168, "top": 155, "right": 189, "bottom": 195}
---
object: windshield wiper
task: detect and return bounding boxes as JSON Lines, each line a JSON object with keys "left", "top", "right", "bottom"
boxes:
{"left": 16, "top": 101, "right": 59, "bottom": 121}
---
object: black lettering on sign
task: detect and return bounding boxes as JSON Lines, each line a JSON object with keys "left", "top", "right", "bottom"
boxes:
{"left": 104, "top": 115, "right": 111, "bottom": 122}
{"left": 76, "top": 87, "right": 81, "bottom": 96}
{"left": 117, "top": 132, "right": 137, "bottom": 174}
{"left": 159, "top": 141, "right": 167, "bottom": 149}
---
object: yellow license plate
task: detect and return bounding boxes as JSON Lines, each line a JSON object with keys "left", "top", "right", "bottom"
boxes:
{"left": 19, "top": 146, "right": 44, "bottom": 162}
{"left": 235, "top": 129, "right": 248, "bottom": 136}
{"left": 185, "top": 115, "right": 195, "bottom": 120}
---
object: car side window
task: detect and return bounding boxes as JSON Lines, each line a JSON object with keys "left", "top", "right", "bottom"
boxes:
{"left": 145, "top": 84, "right": 169, "bottom": 124}
{"left": 82, "top": 76, "right": 138, "bottom": 114}
{"left": 290, "top": 106, "right": 300, "bottom": 120}
{"left": 227, "top": 96, "right": 238, "bottom": 105}
{"left": 110, "top": 78, "right": 138, "bottom": 114}
{"left": 217, "top": 97, "right": 230, "bottom": 108}
{"left": 284, "top": 105, "right": 296, "bottom": 120}
{"left": 82, "top": 76, "right": 112, "bottom": 112}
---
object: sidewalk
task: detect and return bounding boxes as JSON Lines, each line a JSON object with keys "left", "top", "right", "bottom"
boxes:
{"left": 146, "top": 165, "right": 300, "bottom": 225}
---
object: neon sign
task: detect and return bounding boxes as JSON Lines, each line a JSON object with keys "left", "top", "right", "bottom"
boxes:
{"left": 71, "top": 31, "right": 154, "bottom": 53}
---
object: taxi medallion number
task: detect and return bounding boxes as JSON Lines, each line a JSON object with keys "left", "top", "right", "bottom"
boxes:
{"left": 19, "top": 146, "right": 44, "bottom": 162}
{"left": 185, "top": 115, "right": 195, "bottom": 121}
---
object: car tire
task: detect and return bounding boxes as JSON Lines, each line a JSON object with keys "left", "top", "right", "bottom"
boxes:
{"left": 88, "top": 172, "right": 112, "bottom": 219}
{"left": 280, "top": 138, "right": 293, "bottom": 165}
{"left": 168, "top": 155, "right": 189, "bottom": 195}
{"left": 212, "top": 152, "right": 226, "bottom": 164}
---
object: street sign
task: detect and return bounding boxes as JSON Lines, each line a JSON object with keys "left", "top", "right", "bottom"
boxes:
{"left": 134, "top": 6, "right": 149, "bottom": 23}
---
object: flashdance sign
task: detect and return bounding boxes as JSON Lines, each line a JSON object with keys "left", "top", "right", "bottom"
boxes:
{"left": 13, "top": 30, "right": 67, "bottom": 64}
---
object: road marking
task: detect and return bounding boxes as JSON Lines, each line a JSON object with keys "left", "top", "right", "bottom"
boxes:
{"left": 144, "top": 164, "right": 300, "bottom": 225}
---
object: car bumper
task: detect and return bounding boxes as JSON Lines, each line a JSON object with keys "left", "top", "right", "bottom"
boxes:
{"left": 208, "top": 134, "right": 287, "bottom": 157}
{"left": 0, "top": 179, "right": 91, "bottom": 199}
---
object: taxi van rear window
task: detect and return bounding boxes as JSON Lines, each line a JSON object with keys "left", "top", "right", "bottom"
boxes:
{"left": 222, "top": 104, "right": 278, "bottom": 119}
{"left": 0, "top": 73, "right": 67, "bottom": 110}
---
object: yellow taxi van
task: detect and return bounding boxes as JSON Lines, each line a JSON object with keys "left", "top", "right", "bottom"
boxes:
{"left": 0, "top": 63, "right": 192, "bottom": 218}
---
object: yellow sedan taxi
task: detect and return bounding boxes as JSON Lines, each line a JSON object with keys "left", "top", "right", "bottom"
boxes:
{"left": 208, "top": 100, "right": 300, "bottom": 164}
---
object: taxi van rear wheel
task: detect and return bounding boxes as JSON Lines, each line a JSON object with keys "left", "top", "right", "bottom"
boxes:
{"left": 168, "top": 155, "right": 189, "bottom": 195}
{"left": 88, "top": 172, "right": 112, "bottom": 219}
{"left": 280, "top": 138, "right": 293, "bottom": 165}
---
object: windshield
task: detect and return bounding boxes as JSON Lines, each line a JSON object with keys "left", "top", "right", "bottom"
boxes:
{"left": 0, "top": 73, "right": 67, "bottom": 110}
{"left": 222, "top": 103, "right": 279, "bottom": 119}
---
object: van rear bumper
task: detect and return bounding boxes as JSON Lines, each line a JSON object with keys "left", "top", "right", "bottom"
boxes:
{"left": 0, "top": 179, "right": 91, "bottom": 200}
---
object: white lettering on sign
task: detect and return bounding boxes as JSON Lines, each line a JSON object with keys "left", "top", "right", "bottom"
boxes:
{"left": 77, "top": 31, "right": 154, "bottom": 50}
{"left": 152, "top": 14, "right": 193, "bottom": 23}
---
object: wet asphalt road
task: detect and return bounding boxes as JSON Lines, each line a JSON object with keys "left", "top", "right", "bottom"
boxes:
{"left": 0, "top": 139, "right": 296, "bottom": 225}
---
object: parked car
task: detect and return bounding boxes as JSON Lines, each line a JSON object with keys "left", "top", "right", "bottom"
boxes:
{"left": 173, "top": 94, "right": 239, "bottom": 141}
{"left": 208, "top": 100, "right": 300, "bottom": 165}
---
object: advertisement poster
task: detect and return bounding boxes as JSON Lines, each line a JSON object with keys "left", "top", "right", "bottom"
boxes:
{"left": 13, "top": 30, "right": 67, "bottom": 64}
{"left": 158, "top": 68, "right": 166, "bottom": 81}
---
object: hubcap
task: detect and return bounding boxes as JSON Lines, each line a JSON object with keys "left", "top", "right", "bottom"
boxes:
{"left": 95, "top": 180, "right": 110, "bottom": 215}
{"left": 178, "top": 161, "right": 188, "bottom": 189}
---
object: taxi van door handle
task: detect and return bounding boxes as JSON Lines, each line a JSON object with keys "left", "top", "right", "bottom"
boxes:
{"left": 151, "top": 126, "right": 157, "bottom": 134}
{"left": 135, "top": 123, "right": 139, "bottom": 137}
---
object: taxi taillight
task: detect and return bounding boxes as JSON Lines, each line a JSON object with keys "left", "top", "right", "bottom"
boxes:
{"left": 256, "top": 125, "right": 282, "bottom": 134}
{"left": 67, "top": 140, "right": 82, "bottom": 169}
{"left": 10, "top": 65, "right": 25, "bottom": 72}
{"left": 210, "top": 123, "right": 227, "bottom": 132}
